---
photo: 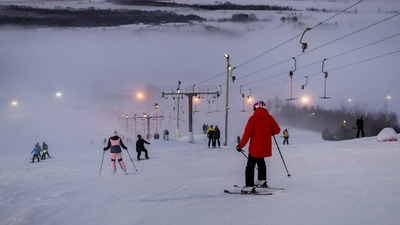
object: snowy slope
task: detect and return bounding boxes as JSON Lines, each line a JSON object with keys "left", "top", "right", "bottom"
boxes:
{"left": 1, "top": 0, "right": 400, "bottom": 224}
{"left": 1, "top": 129, "right": 400, "bottom": 225}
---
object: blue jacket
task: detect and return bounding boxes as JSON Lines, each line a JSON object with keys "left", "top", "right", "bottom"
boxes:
{"left": 31, "top": 145, "right": 41, "bottom": 155}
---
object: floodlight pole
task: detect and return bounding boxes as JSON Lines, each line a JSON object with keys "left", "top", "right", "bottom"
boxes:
{"left": 177, "top": 81, "right": 181, "bottom": 138}
{"left": 224, "top": 54, "right": 230, "bottom": 146}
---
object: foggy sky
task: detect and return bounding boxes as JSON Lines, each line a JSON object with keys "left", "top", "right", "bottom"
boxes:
{"left": 1, "top": 0, "right": 399, "bottom": 149}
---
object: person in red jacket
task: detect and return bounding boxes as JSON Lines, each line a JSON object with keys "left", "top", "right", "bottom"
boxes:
{"left": 236, "top": 100, "right": 281, "bottom": 192}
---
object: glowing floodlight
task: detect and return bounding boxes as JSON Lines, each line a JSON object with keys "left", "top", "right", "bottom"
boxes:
{"left": 11, "top": 101, "right": 18, "bottom": 106}
{"left": 136, "top": 91, "right": 145, "bottom": 100}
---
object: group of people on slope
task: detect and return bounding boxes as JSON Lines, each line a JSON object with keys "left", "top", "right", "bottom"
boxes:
{"left": 31, "top": 142, "right": 51, "bottom": 163}
{"left": 206, "top": 125, "right": 221, "bottom": 148}
{"left": 103, "top": 130, "right": 151, "bottom": 174}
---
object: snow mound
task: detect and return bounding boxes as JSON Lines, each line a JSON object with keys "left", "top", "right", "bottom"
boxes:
{"left": 376, "top": 127, "right": 398, "bottom": 142}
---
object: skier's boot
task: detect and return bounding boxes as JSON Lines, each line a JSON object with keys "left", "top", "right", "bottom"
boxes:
{"left": 241, "top": 186, "right": 256, "bottom": 193}
{"left": 256, "top": 180, "right": 269, "bottom": 188}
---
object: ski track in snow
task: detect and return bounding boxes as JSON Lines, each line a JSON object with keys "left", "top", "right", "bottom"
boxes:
{"left": 1, "top": 0, "right": 400, "bottom": 224}
{"left": 1, "top": 131, "right": 400, "bottom": 225}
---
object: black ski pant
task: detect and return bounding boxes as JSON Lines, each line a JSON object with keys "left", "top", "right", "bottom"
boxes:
{"left": 32, "top": 154, "right": 40, "bottom": 162}
{"left": 356, "top": 129, "right": 364, "bottom": 138}
{"left": 245, "top": 154, "right": 266, "bottom": 187}
{"left": 215, "top": 138, "right": 220, "bottom": 147}
{"left": 283, "top": 138, "right": 289, "bottom": 145}
{"left": 137, "top": 149, "right": 148, "bottom": 160}
{"left": 208, "top": 138, "right": 216, "bottom": 148}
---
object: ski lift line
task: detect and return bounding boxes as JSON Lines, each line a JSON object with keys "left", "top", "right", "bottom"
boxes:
{"left": 236, "top": 58, "right": 292, "bottom": 82}
{"left": 294, "top": 33, "right": 400, "bottom": 76}
{"left": 192, "top": 0, "right": 367, "bottom": 87}
{"left": 242, "top": 49, "right": 400, "bottom": 93}
{"left": 310, "top": 0, "right": 365, "bottom": 30}
{"left": 239, "top": 32, "right": 400, "bottom": 88}
{"left": 306, "top": 11, "right": 400, "bottom": 56}
{"left": 328, "top": 32, "right": 400, "bottom": 61}
{"left": 194, "top": 71, "right": 226, "bottom": 86}
{"left": 324, "top": 50, "right": 400, "bottom": 74}
{"left": 239, "top": 56, "right": 301, "bottom": 92}
{"left": 235, "top": 0, "right": 365, "bottom": 69}
{"left": 235, "top": 28, "right": 400, "bottom": 86}
{"left": 372, "top": 72, "right": 400, "bottom": 112}
{"left": 297, "top": 50, "right": 400, "bottom": 81}
{"left": 198, "top": 14, "right": 400, "bottom": 92}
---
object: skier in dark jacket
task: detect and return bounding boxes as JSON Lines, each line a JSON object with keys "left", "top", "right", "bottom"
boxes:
{"left": 214, "top": 125, "right": 221, "bottom": 148}
{"left": 356, "top": 116, "right": 365, "bottom": 138}
{"left": 103, "top": 130, "right": 127, "bottom": 173}
{"left": 136, "top": 135, "right": 150, "bottom": 160}
{"left": 207, "top": 125, "right": 216, "bottom": 148}
{"left": 41, "top": 142, "right": 51, "bottom": 159}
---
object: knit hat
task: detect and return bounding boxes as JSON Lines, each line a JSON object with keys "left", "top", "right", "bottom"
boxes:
{"left": 253, "top": 100, "right": 266, "bottom": 110}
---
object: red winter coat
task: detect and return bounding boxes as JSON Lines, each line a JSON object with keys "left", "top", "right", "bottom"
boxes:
{"left": 237, "top": 107, "right": 281, "bottom": 158}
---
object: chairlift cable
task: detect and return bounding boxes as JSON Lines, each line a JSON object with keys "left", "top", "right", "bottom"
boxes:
{"left": 193, "top": 0, "right": 366, "bottom": 86}
{"left": 238, "top": 31, "right": 400, "bottom": 88}
{"left": 246, "top": 50, "right": 400, "bottom": 92}
{"left": 371, "top": 72, "right": 400, "bottom": 112}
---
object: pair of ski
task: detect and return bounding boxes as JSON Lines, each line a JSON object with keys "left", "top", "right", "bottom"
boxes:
{"left": 224, "top": 185, "right": 284, "bottom": 195}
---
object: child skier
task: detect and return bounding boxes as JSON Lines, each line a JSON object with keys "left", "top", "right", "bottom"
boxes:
{"left": 103, "top": 130, "right": 128, "bottom": 173}
{"left": 31, "top": 143, "right": 41, "bottom": 163}
{"left": 283, "top": 129, "right": 289, "bottom": 145}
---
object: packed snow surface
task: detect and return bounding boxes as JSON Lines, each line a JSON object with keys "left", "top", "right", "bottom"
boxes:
{"left": 1, "top": 129, "right": 400, "bottom": 225}
{"left": 1, "top": 0, "right": 400, "bottom": 224}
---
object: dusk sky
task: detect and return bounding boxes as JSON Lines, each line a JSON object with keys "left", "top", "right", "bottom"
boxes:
{"left": 1, "top": 0, "right": 399, "bottom": 148}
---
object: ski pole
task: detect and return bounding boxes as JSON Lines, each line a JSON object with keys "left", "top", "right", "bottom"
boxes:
{"left": 272, "top": 135, "right": 291, "bottom": 178}
{"left": 99, "top": 150, "right": 105, "bottom": 175}
{"left": 125, "top": 149, "right": 138, "bottom": 172}
{"left": 239, "top": 150, "right": 258, "bottom": 170}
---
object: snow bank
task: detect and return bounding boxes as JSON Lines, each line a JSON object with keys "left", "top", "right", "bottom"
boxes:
{"left": 376, "top": 127, "right": 398, "bottom": 142}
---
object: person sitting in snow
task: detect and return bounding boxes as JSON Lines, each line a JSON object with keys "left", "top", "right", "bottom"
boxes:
{"left": 136, "top": 134, "right": 150, "bottom": 161}
{"left": 31, "top": 143, "right": 41, "bottom": 163}
{"left": 103, "top": 130, "right": 128, "bottom": 173}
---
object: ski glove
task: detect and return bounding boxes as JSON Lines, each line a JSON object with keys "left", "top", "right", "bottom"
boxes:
{"left": 103, "top": 148, "right": 107, "bottom": 151}
{"left": 236, "top": 146, "right": 243, "bottom": 153}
